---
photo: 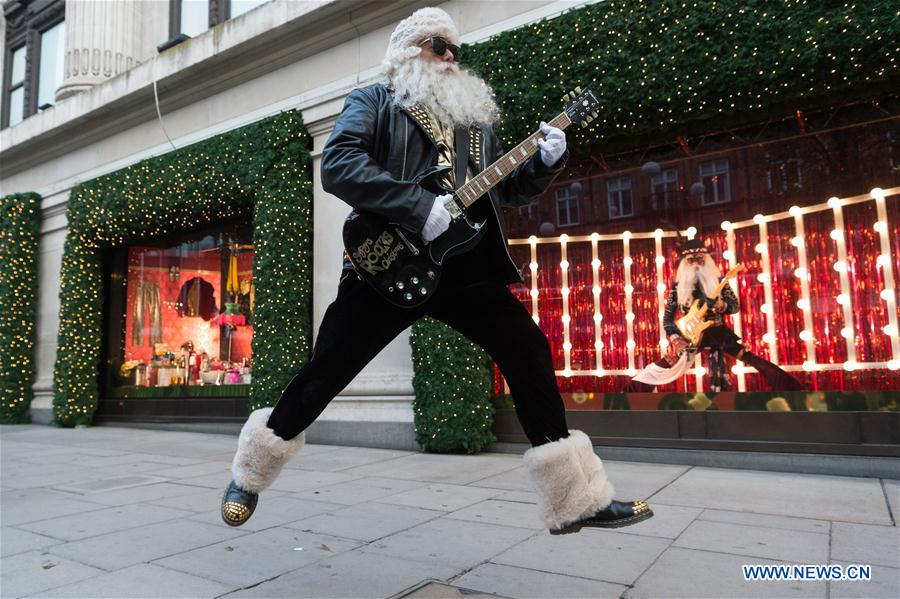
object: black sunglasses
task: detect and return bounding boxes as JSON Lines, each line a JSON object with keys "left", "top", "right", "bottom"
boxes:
{"left": 425, "top": 37, "right": 461, "bottom": 62}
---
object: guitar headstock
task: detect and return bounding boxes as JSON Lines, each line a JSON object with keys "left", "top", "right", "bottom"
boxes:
{"left": 724, "top": 263, "right": 745, "bottom": 279}
{"left": 562, "top": 87, "right": 600, "bottom": 128}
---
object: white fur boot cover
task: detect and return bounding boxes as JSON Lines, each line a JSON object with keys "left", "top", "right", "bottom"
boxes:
{"left": 231, "top": 407, "right": 305, "bottom": 493}
{"left": 523, "top": 430, "right": 615, "bottom": 530}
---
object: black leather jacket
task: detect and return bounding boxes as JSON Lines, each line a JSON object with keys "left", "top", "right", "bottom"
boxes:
{"left": 321, "top": 83, "right": 566, "bottom": 284}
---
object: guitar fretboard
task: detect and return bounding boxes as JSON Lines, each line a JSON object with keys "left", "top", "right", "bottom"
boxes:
{"left": 454, "top": 113, "right": 571, "bottom": 208}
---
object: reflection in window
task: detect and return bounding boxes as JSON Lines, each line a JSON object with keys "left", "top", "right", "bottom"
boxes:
{"left": 607, "top": 176, "right": 633, "bottom": 218}
{"left": 180, "top": 0, "right": 210, "bottom": 37}
{"left": 38, "top": 21, "right": 66, "bottom": 109}
{"left": 650, "top": 168, "right": 678, "bottom": 210}
{"left": 8, "top": 46, "right": 26, "bottom": 126}
{"left": 231, "top": 0, "right": 268, "bottom": 18}
{"left": 699, "top": 159, "right": 731, "bottom": 204}
{"left": 119, "top": 231, "right": 255, "bottom": 389}
{"left": 555, "top": 186, "right": 580, "bottom": 226}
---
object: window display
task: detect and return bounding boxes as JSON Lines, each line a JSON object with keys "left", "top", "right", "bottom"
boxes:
{"left": 113, "top": 228, "right": 254, "bottom": 394}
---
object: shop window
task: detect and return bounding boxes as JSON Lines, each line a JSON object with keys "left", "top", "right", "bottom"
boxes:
{"left": 108, "top": 226, "right": 255, "bottom": 396}
{"left": 169, "top": 0, "right": 270, "bottom": 39}
{"left": 699, "top": 159, "right": 731, "bottom": 205}
{"left": 607, "top": 176, "right": 633, "bottom": 218}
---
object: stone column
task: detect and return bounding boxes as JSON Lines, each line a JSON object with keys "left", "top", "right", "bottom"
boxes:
{"left": 55, "top": 0, "right": 143, "bottom": 101}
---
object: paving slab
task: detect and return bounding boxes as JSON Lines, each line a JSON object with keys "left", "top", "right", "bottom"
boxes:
{"left": 698, "top": 508, "right": 831, "bottom": 534}
{"left": 651, "top": 467, "right": 891, "bottom": 525}
{"left": 673, "top": 519, "right": 830, "bottom": 563}
{"left": 223, "top": 549, "right": 461, "bottom": 598}
{"left": 0, "top": 550, "right": 105, "bottom": 598}
{"left": 882, "top": 479, "right": 899, "bottom": 522}
{"left": 366, "top": 518, "right": 535, "bottom": 570}
{"left": 398, "top": 581, "right": 501, "bottom": 598}
{"left": 341, "top": 452, "right": 521, "bottom": 485}
{"left": 18, "top": 503, "right": 194, "bottom": 541}
{"left": 831, "top": 522, "right": 900, "bottom": 568}
{"left": 492, "top": 528, "right": 670, "bottom": 585}
{"left": 453, "top": 562, "right": 627, "bottom": 598}
{"left": 468, "top": 466, "right": 532, "bottom": 491}
{"left": 46, "top": 518, "right": 246, "bottom": 570}
{"left": 603, "top": 460, "right": 691, "bottom": 500}
{"left": 0, "top": 527, "right": 62, "bottom": 557}
{"left": 291, "top": 475, "right": 425, "bottom": 505}
{"left": 831, "top": 561, "right": 899, "bottom": 599}
{"left": 625, "top": 546, "right": 826, "bottom": 598}
{"left": 267, "top": 468, "right": 359, "bottom": 493}
{"left": 73, "top": 481, "right": 210, "bottom": 506}
{"left": 188, "top": 494, "right": 343, "bottom": 531}
{"left": 154, "top": 526, "right": 361, "bottom": 588}
{"left": 379, "top": 483, "right": 501, "bottom": 512}
{"left": 444, "top": 499, "right": 545, "bottom": 530}
{"left": 611, "top": 503, "right": 702, "bottom": 539}
{"left": 0, "top": 488, "right": 107, "bottom": 526}
{"left": 287, "top": 501, "right": 444, "bottom": 542}
{"left": 283, "top": 446, "right": 414, "bottom": 472}
{"left": 144, "top": 460, "right": 233, "bottom": 479}
{"left": 26, "top": 563, "right": 234, "bottom": 598}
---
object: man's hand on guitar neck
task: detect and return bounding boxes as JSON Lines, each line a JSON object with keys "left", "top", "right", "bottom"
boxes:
{"left": 538, "top": 122, "right": 566, "bottom": 167}
{"left": 422, "top": 194, "right": 453, "bottom": 242}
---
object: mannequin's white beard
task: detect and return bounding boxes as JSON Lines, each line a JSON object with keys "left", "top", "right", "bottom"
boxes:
{"left": 390, "top": 58, "right": 499, "bottom": 127}
{"left": 676, "top": 255, "right": 722, "bottom": 307}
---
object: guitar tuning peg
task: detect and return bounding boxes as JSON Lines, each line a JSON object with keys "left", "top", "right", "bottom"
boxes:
{"left": 575, "top": 86, "right": 582, "bottom": 94}
{"left": 580, "top": 120, "right": 587, "bottom": 128}
{"left": 562, "top": 92, "right": 572, "bottom": 102}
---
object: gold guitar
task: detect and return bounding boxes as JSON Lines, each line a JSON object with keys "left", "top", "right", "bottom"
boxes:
{"left": 675, "top": 264, "right": 745, "bottom": 347}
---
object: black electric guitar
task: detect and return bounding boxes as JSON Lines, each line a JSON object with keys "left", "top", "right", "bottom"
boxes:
{"left": 343, "top": 87, "right": 600, "bottom": 308}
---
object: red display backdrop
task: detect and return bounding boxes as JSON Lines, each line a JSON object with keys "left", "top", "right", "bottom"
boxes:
{"left": 502, "top": 188, "right": 899, "bottom": 399}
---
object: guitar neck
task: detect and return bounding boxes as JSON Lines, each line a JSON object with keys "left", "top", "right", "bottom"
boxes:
{"left": 454, "top": 113, "right": 571, "bottom": 208}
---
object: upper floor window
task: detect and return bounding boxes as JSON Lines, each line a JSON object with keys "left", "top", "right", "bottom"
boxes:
{"left": 170, "top": 0, "right": 270, "bottom": 39}
{"left": 650, "top": 168, "right": 678, "bottom": 210}
{"left": 518, "top": 201, "right": 539, "bottom": 221}
{"left": 699, "top": 159, "right": 731, "bottom": 205}
{"left": 555, "top": 186, "right": 580, "bottom": 227}
{"left": 766, "top": 155, "right": 803, "bottom": 194}
{"left": 607, "top": 176, "right": 633, "bottom": 219}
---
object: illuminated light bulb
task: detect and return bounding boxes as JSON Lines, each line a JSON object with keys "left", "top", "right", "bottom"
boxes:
{"left": 760, "top": 303, "right": 772, "bottom": 314}
{"left": 789, "top": 205, "right": 802, "bottom": 217}
{"left": 563, "top": 341, "right": 572, "bottom": 350}
{"left": 656, "top": 255, "right": 666, "bottom": 265}
{"left": 797, "top": 299, "right": 810, "bottom": 311}
{"left": 833, "top": 261, "right": 847, "bottom": 273}
{"left": 686, "top": 226, "right": 697, "bottom": 237}
{"left": 594, "top": 340, "right": 603, "bottom": 349}
{"left": 562, "top": 315, "right": 571, "bottom": 324}
{"left": 753, "top": 213, "right": 765, "bottom": 224}
{"left": 695, "top": 366, "right": 707, "bottom": 376}
{"left": 626, "top": 368, "right": 638, "bottom": 377}
{"left": 563, "top": 369, "right": 572, "bottom": 378}
{"left": 528, "top": 235, "right": 537, "bottom": 244}
{"left": 877, "top": 255, "right": 890, "bottom": 267}
{"left": 887, "top": 360, "right": 900, "bottom": 371}
{"left": 653, "top": 228, "right": 664, "bottom": 238}
{"left": 731, "top": 365, "right": 743, "bottom": 374}
{"left": 790, "top": 236, "right": 803, "bottom": 247}
{"left": 625, "top": 312, "right": 635, "bottom": 321}
{"left": 590, "top": 232, "right": 599, "bottom": 241}
{"left": 883, "top": 324, "right": 898, "bottom": 337}
{"left": 762, "top": 333, "right": 775, "bottom": 344}
{"left": 840, "top": 327, "right": 853, "bottom": 339}
{"left": 827, "top": 196, "right": 842, "bottom": 208}
{"left": 836, "top": 293, "right": 849, "bottom": 306}
{"left": 657, "top": 283, "right": 667, "bottom": 293}
{"left": 530, "top": 289, "right": 539, "bottom": 298}
{"left": 592, "top": 286, "right": 601, "bottom": 295}
{"left": 624, "top": 284, "right": 634, "bottom": 294}
{"left": 622, "top": 230, "right": 632, "bottom": 239}
{"left": 532, "top": 315, "right": 540, "bottom": 324}
{"left": 802, "top": 361, "right": 816, "bottom": 372}
{"left": 870, "top": 187, "right": 886, "bottom": 200}
{"left": 659, "top": 338, "right": 670, "bottom": 349}
{"left": 560, "top": 234, "right": 569, "bottom": 243}
{"left": 561, "top": 287, "right": 570, "bottom": 296}
{"left": 529, "top": 261, "right": 538, "bottom": 270}
{"left": 755, "top": 243, "right": 766, "bottom": 254}
{"left": 794, "top": 267, "right": 807, "bottom": 279}
{"left": 722, "top": 250, "right": 734, "bottom": 261}
{"left": 880, "top": 288, "right": 895, "bottom": 301}
{"left": 560, "top": 260, "right": 569, "bottom": 270}
{"left": 591, "top": 258, "right": 601, "bottom": 268}
{"left": 874, "top": 221, "right": 887, "bottom": 234}
{"left": 596, "top": 368, "right": 606, "bottom": 377}
{"left": 720, "top": 220, "right": 732, "bottom": 231}
{"left": 626, "top": 339, "right": 636, "bottom": 349}
{"left": 799, "top": 329, "right": 813, "bottom": 341}
{"left": 593, "top": 313, "right": 602, "bottom": 323}
{"left": 757, "top": 273, "right": 770, "bottom": 283}
{"left": 829, "top": 229, "right": 842, "bottom": 241}
{"left": 843, "top": 360, "right": 857, "bottom": 371}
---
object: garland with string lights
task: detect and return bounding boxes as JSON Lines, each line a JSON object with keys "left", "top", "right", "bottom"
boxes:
{"left": 0, "top": 193, "right": 41, "bottom": 423}
{"left": 462, "top": 0, "right": 899, "bottom": 155}
{"left": 53, "top": 112, "right": 311, "bottom": 426}
{"left": 410, "top": 317, "right": 495, "bottom": 453}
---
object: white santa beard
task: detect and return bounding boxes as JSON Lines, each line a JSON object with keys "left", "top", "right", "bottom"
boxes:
{"left": 676, "top": 256, "right": 722, "bottom": 307}
{"left": 390, "top": 57, "right": 499, "bottom": 127}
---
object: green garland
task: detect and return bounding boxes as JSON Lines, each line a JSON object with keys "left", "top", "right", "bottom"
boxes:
{"left": 0, "top": 193, "right": 41, "bottom": 423}
{"left": 463, "top": 0, "right": 899, "bottom": 154}
{"left": 53, "top": 112, "right": 312, "bottom": 426}
{"left": 410, "top": 317, "right": 495, "bottom": 453}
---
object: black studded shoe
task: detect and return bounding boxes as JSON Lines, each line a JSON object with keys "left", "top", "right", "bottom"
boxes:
{"left": 550, "top": 499, "right": 654, "bottom": 535}
{"left": 221, "top": 480, "right": 258, "bottom": 526}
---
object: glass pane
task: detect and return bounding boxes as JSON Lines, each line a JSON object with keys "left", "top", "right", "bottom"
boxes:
{"left": 38, "top": 21, "right": 66, "bottom": 109}
{"left": 8, "top": 87, "right": 24, "bottom": 126}
{"left": 230, "top": 0, "right": 268, "bottom": 18}
{"left": 181, "top": 0, "right": 210, "bottom": 37}
{"left": 118, "top": 229, "right": 255, "bottom": 390}
{"left": 10, "top": 46, "right": 26, "bottom": 85}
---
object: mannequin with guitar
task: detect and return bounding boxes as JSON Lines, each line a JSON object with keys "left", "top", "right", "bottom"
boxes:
{"left": 221, "top": 7, "right": 654, "bottom": 535}
{"left": 631, "top": 238, "right": 804, "bottom": 393}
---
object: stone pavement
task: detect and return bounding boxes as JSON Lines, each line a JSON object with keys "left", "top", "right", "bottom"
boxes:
{"left": 1, "top": 424, "right": 897, "bottom": 599}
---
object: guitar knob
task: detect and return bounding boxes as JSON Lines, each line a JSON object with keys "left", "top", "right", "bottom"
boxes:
{"left": 396, "top": 281, "right": 405, "bottom": 290}
{"left": 388, "top": 286, "right": 394, "bottom": 292}
{"left": 410, "top": 276, "right": 419, "bottom": 285}
{"left": 419, "top": 287, "right": 427, "bottom": 295}
{"left": 427, "top": 270, "right": 435, "bottom": 279}
{"left": 404, "top": 292, "right": 413, "bottom": 301}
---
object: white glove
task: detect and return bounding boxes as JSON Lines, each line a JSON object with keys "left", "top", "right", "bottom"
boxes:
{"left": 537, "top": 121, "right": 566, "bottom": 167}
{"left": 421, "top": 194, "right": 452, "bottom": 242}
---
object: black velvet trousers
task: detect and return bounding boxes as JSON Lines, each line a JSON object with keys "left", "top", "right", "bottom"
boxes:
{"left": 267, "top": 270, "right": 569, "bottom": 447}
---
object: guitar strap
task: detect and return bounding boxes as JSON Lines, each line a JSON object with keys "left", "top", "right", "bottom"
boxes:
{"left": 453, "top": 126, "right": 470, "bottom": 190}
